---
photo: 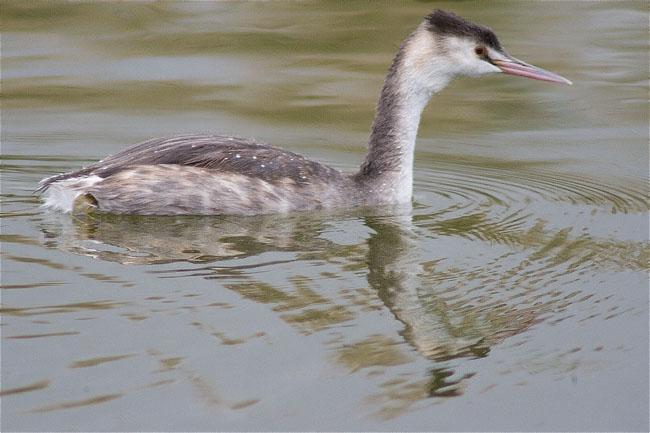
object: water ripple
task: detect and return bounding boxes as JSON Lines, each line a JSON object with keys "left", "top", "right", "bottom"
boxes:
{"left": 415, "top": 159, "right": 648, "bottom": 214}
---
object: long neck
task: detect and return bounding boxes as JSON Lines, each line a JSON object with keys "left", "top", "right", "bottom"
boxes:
{"left": 356, "top": 25, "right": 450, "bottom": 203}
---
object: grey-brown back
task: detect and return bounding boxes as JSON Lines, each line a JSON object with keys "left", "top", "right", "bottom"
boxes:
{"left": 38, "top": 134, "right": 346, "bottom": 191}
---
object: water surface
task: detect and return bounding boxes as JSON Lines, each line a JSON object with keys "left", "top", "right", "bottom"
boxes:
{"left": 1, "top": 1, "right": 648, "bottom": 431}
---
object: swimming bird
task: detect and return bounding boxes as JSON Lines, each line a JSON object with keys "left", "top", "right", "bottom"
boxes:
{"left": 38, "top": 9, "right": 571, "bottom": 216}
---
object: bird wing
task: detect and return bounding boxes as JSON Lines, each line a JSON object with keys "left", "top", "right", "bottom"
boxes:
{"left": 37, "top": 134, "right": 342, "bottom": 192}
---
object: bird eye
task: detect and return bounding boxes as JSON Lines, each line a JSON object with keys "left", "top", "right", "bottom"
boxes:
{"left": 474, "top": 45, "right": 486, "bottom": 57}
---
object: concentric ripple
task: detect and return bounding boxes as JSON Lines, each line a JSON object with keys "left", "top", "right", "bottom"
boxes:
{"left": 415, "top": 159, "right": 648, "bottom": 214}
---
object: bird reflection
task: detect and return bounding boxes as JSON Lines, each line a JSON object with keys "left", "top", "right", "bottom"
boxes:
{"left": 40, "top": 210, "right": 338, "bottom": 265}
{"left": 39, "top": 207, "right": 539, "bottom": 398}
{"left": 364, "top": 214, "right": 491, "bottom": 397}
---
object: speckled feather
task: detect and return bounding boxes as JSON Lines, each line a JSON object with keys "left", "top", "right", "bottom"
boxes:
{"left": 85, "top": 164, "right": 351, "bottom": 215}
{"left": 38, "top": 134, "right": 363, "bottom": 215}
{"left": 38, "top": 134, "right": 343, "bottom": 190}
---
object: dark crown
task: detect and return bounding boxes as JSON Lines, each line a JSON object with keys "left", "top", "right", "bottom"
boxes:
{"left": 425, "top": 9, "right": 503, "bottom": 51}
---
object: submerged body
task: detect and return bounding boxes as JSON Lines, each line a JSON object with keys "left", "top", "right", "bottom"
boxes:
{"left": 42, "top": 135, "right": 370, "bottom": 215}
{"left": 38, "top": 10, "right": 570, "bottom": 216}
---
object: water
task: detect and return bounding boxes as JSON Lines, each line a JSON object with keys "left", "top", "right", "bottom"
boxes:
{"left": 2, "top": 1, "right": 648, "bottom": 431}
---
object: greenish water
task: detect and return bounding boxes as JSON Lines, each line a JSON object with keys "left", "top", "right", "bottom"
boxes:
{"left": 1, "top": 1, "right": 648, "bottom": 431}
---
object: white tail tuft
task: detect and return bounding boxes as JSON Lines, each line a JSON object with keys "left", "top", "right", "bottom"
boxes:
{"left": 41, "top": 176, "right": 103, "bottom": 213}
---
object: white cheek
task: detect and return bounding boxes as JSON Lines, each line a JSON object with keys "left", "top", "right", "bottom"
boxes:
{"left": 473, "top": 60, "right": 501, "bottom": 76}
{"left": 457, "top": 54, "right": 501, "bottom": 77}
{"left": 441, "top": 38, "right": 503, "bottom": 78}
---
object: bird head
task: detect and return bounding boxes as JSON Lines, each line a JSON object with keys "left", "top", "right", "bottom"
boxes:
{"left": 400, "top": 9, "right": 572, "bottom": 92}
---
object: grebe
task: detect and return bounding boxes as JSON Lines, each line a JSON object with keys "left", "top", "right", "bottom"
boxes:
{"left": 38, "top": 10, "right": 571, "bottom": 216}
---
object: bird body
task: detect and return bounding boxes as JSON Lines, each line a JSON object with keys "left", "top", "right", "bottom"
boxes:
{"left": 39, "top": 10, "right": 570, "bottom": 216}
{"left": 41, "top": 134, "right": 359, "bottom": 215}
